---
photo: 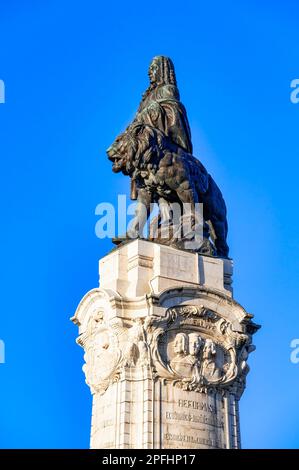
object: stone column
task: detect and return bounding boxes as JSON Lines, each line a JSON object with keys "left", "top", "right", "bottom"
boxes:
{"left": 71, "top": 239, "right": 259, "bottom": 449}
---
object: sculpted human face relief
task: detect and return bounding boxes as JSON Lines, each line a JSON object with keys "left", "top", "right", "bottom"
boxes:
{"left": 188, "top": 334, "right": 201, "bottom": 357}
{"left": 173, "top": 333, "right": 188, "bottom": 355}
{"left": 148, "top": 60, "right": 160, "bottom": 84}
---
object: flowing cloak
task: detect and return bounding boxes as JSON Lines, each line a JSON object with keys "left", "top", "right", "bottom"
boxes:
{"left": 128, "top": 84, "right": 193, "bottom": 199}
{"left": 134, "top": 84, "right": 193, "bottom": 154}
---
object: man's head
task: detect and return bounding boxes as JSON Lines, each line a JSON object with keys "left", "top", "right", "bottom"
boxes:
{"left": 173, "top": 333, "right": 188, "bottom": 355}
{"left": 148, "top": 56, "right": 177, "bottom": 87}
{"left": 148, "top": 58, "right": 160, "bottom": 84}
{"left": 188, "top": 333, "right": 202, "bottom": 357}
{"left": 204, "top": 339, "right": 216, "bottom": 355}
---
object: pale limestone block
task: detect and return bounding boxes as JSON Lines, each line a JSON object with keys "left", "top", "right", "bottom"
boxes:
{"left": 72, "top": 239, "right": 259, "bottom": 449}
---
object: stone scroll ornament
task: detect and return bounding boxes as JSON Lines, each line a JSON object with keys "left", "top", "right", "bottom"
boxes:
{"left": 144, "top": 306, "right": 255, "bottom": 397}
{"left": 107, "top": 56, "right": 229, "bottom": 258}
{"left": 77, "top": 310, "right": 124, "bottom": 395}
{"left": 77, "top": 312, "right": 151, "bottom": 395}
{"left": 78, "top": 307, "right": 256, "bottom": 398}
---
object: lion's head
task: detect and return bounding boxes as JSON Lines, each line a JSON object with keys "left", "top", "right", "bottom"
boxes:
{"left": 107, "top": 124, "right": 166, "bottom": 176}
{"left": 106, "top": 129, "right": 136, "bottom": 175}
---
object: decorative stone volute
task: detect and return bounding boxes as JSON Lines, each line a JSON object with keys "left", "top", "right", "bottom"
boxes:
{"left": 72, "top": 240, "right": 259, "bottom": 449}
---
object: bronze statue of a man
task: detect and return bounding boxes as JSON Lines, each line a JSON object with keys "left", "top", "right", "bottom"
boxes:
{"left": 107, "top": 56, "right": 229, "bottom": 258}
{"left": 126, "top": 56, "right": 193, "bottom": 199}
{"left": 134, "top": 56, "right": 192, "bottom": 154}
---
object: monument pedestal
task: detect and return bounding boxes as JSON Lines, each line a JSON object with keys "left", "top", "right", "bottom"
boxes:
{"left": 72, "top": 239, "right": 259, "bottom": 449}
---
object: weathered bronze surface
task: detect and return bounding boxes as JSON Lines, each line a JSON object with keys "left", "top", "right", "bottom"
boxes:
{"left": 107, "top": 56, "right": 229, "bottom": 258}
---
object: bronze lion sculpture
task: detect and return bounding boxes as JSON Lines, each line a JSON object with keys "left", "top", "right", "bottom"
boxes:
{"left": 107, "top": 123, "right": 229, "bottom": 258}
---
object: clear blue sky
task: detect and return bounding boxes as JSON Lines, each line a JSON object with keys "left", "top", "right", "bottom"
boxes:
{"left": 0, "top": 0, "right": 298, "bottom": 449}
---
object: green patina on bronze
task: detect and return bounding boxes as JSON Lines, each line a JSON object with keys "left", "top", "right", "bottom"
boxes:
{"left": 107, "top": 56, "right": 229, "bottom": 258}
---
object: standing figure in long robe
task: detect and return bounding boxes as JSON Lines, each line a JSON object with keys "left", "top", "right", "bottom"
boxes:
{"left": 128, "top": 56, "right": 193, "bottom": 199}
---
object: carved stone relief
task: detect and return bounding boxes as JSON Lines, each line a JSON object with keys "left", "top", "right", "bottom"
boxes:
{"left": 77, "top": 304, "right": 256, "bottom": 398}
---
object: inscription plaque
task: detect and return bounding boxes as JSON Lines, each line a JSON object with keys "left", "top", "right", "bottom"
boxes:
{"left": 161, "top": 385, "right": 226, "bottom": 449}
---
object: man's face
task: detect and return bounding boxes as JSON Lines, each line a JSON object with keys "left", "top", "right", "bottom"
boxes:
{"left": 148, "top": 60, "right": 159, "bottom": 83}
{"left": 189, "top": 335, "right": 201, "bottom": 356}
{"left": 174, "top": 335, "right": 185, "bottom": 354}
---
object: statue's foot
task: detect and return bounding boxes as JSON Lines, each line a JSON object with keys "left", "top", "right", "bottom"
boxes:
{"left": 197, "top": 238, "right": 217, "bottom": 256}
{"left": 112, "top": 235, "right": 128, "bottom": 246}
{"left": 112, "top": 232, "right": 140, "bottom": 245}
